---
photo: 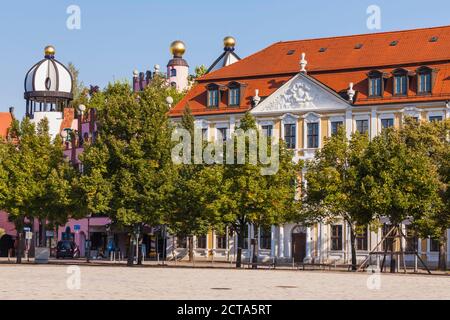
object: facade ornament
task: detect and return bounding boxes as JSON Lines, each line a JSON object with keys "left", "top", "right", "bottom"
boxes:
{"left": 253, "top": 89, "right": 261, "bottom": 106}
{"left": 300, "top": 52, "right": 308, "bottom": 73}
{"left": 347, "top": 82, "right": 355, "bottom": 103}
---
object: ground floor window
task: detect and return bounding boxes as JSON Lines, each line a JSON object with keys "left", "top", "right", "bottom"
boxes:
{"left": 382, "top": 224, "right": 394, "bottom": 252}
{"left": 196, "top": 235, "right": 207, "bottom": 249}
{"left": 430, "top": 238, "right": 440, "bottom": 252}
{"left": 405, "top": 225, "right": 418, "bottom": 253}
{"left": 216, "top": 232, "right": 227, "bottom": 249}
{"left": 259, "top": 226, "right": 271, "bottom": 250}
{"left": 176, "top": 236, "right": 187, "bottom": 249}
{"left": 243, "top": 226, "right": 249, "bottom": 249}
{"left": 331, "top": 225, "right": 343, "bottom": 251}
{"left": 356, "top": 226, "right": 368, "bottom": 251}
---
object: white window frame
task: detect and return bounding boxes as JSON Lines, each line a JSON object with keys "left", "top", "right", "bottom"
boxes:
{"left": 280, "top": 113, "right": 299, "bottom": 150}
{"left": 378, "top": 113, "right": 395, "bottom": 133}
{"left": 328, "top": 115, "right": 345, "bottom": 137}
{"left": 427, "top": 111, "right": 445, "bottom": 122}
{"left": 215, "top": 123, "right": 229, "bottom": 142}
{"left": 303, "top": 112, "right": 321, "bottom": 149}
{"left": 353, "top": 114, "right": 370, "bottom": 136}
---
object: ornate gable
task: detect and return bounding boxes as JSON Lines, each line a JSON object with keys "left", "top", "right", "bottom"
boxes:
{"left": 251, "top": 73, "right": 350, "bottom": 115}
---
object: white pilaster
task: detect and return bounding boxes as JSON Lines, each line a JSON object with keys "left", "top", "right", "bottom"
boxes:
{"left": 370, "top": 108, "right": 377, "bottom": 139}
{"left": 270, "top": 225, "right": 276, "bottom": 258}
{"left": 278, "top": 225, "right": 285, "bottom": 258}
{"left": 345, "top": 108, "right": 353, "bottom": 139}
{"left": 306, "top": 227, "right": 312, "bottom": 261}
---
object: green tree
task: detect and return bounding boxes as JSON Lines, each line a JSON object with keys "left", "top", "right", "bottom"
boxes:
{"left": 211, "top": 112, "right": 301, "bottom": 268}
{"left": 0, "top": 118, "right": 76, "bottom": 263}
{"left": 80, "top": 77, "right": 179, "bottom": 266}
{"left": 360, "top": 124, "right": 442, "bottom": 271}
{"left": 400, "top": 118, "right": 450, "bottom": 270}
{"left": 305, "top": 128, "right": 371, "bottom": 270}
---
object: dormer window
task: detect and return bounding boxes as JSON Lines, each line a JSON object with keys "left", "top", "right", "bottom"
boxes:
{"left": 206, "top": 84, "right": 219, "bottom": 108}
{"left": 368, "top": 70, "right": 384, "bottom": 97}
{"left": 393, "top": 69, "right": 409, "bottom": 96}
{"left": 228, "top": 82, "right": 241, "bottom": 106}
{"left": 417, "top": 67, "right": 433, "bottom": 94}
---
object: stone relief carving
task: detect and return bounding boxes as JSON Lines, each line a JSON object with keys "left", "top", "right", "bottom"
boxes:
{"left": 261, "top": 80, "right": 317, "bottom": 112}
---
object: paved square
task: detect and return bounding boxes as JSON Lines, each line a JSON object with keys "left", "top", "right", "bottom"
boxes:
{"left": 0, "top": 265, "right": 449, "bottom": 300}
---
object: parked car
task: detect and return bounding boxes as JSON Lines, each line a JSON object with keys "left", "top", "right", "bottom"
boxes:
{"left": 56, "top": 240, "right": 79, "bottom": 259}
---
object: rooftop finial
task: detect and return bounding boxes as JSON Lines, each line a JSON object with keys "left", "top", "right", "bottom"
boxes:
{"left": 223, "top": 36, "right": 236, "bottom": 51}
{"left": 347, "top": 82, "right": 356, "bottom": 103}
{"left": 44, "top": 45, "right": 55, "bottom": 59}
{"left": 253, "top": 89, "right": 261, "bottom": 107}
{"left": 300, "top": 52, "right": 307, "bottom": 73}
{"left": 170, "top": 40, "right": 186, "bottom": 58}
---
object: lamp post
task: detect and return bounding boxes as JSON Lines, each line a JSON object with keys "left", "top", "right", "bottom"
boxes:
{"left": 86, "top": 213, "right": 92, "bottom": 263}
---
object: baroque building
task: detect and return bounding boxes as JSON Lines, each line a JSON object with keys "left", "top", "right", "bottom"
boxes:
{"left": 169, "top": 26, "right": 450, "bottom": 266}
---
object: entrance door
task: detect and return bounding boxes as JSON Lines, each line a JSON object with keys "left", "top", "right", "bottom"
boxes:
{"left": 292, "top": 233, "right": 306, "bottom": 263}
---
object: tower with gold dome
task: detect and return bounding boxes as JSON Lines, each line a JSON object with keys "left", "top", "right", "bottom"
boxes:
{"left": 167, "top": 40, "right": 190, "bottom": 92}
{"left": 207, "top": 36, "right": 241, "bottom": 73}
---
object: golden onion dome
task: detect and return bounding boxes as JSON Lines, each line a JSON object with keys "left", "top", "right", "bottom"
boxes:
{"left": 44, "top": 45, "right": 56, "bottom": 57}
{"left": 170, "top": 40, "right": 186, "bottom": 57}
{"left": 223, "top": 36, "right": 236, "bottom": 48}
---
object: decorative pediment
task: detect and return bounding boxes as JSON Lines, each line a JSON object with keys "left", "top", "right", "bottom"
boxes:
{"left": 251, "top": 73, "right": 350, "bottom": 115}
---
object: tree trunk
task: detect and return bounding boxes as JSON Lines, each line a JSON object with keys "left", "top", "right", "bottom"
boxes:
{"left": 349, "top": 224, "right": 357, "bottom": 271}
{"left": 236, "top": 228, "right": 244, "bottom": 268}
{"left": 252, "top": 225, "right": 259, "bottom": 269}
{"left": 16, "top": 230, "right": 22, "bottom": 264}
{"left": 127, "top": 234, "right": 134, "bottom": 267}
{"left": 188, "top": 236, "right": 194, "bottom": 263}
{"left": 438, "top": 230, "right": 447, "bottom": 271}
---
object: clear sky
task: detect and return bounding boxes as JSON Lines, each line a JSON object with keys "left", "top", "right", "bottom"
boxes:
{"left": 1, "top": 0, "right": 449, "bottom": 118}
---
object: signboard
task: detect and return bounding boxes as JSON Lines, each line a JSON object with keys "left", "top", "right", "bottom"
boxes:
{"left": 46, "top": 231, "right": 54, "bottom": 237}
{"left": 25, "top": 231, "right": 33, "bottom": 240}
{"left": 74, "top": 225, "right": 81, "bottom": 233}
{"left": 24, "top": 227, "right": 31, "bottom": 232}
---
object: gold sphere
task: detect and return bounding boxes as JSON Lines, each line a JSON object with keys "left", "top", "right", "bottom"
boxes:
{"left": 170, "top": 40, "right": 186, "bottom": 57}
{"left": 223, "top": 36, "right": 236, "bottom": 48}
{"left": 44, "top": 45, "right": 55, "bottom": 56}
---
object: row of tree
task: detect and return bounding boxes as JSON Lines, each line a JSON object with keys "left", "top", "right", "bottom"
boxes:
{"left": 0, "top": 75, "right": 448, "bottom": 270}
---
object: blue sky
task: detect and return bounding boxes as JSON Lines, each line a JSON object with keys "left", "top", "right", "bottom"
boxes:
{"left": 1, "top": 0, "right": 449, "bottom": 118}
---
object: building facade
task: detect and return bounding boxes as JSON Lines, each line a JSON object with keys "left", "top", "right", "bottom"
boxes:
{"left": 169, "top": 26, "right": 450, "bottom": 267}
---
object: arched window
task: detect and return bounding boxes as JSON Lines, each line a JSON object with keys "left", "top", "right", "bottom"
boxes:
{"left": 228, "top": 82, "right": 241, "bottom": 106}
{"left": 417, "top": 66, "right": 434, "bottom": 94}
{"left": 368, "top": 70, "right": 384, "bottom": 97}
{"left": 392, "top": 68, "right": 409, "bottom": 96}
{"left": 206, "top": 84, "right": 219, "bottom": 108}
{"left": 170, "top": 68, "right": 177, "bottom": 77}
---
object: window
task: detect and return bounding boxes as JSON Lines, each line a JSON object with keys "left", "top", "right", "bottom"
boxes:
{"left": 170, "top": 68, "right": 177, "bottom": 77}
{"left": 382, "top": 224, "right": 394, "bottom": 252}
{"left": 394, "top": 74, "right": 408, "bottom": 95}
{"left": 430, "top": 238, "right": 439, "bottom": 252}
{"left": 356, "top": 119, "right": 369, "bottom": 134}
{"left": 170, "top": 82, "right": 177, "bottom": 88}
{"left": 259, "top": 227, "right": 271, "bottom": 250}
{"left": 429, "top": 116, "right": 443, "bottom": 122}
{"left": 331, "top": 121, "right": 343, "bottom": 135}
{"left": 229, "top": 87, "right": 240, "bottom": 106}
{"left": 217, "top": 127, "right": 227, "bottom": 142}
{"left": 405, "top": 226, "right": 418, "bottom": 253}
{"left": 418, "top": 71, "right": 432, "bottom": 94}
{"left": 356, "top": 226, "right": 368, "bottom": 251}
{"left": 197, "top": 235, "right": 207, "bottom": 249}
{"left": 261, "top": 125, "right": 273, "bottom": 137}
{"left": 331, "top": 225, "right": 343, "bottom": 251}
{"left": 176, "top": 236, "right": 187, "bottom": 249}
{"left": 243, "top": 226, "right": 249, "bottom": 249}
{"left": 207, "top": 89, "right": 219, "bottom": 107}
{"left": 284, "top": 124, "right": 296, "bottom": 149}
{"left": 307, "top": 122, "right": 319, "bottom": 148}
{"left": 201, "top": 128, "right": 208, "bottom": 140}
{"left": 381, "top": 118, "right": 394, "bottom": 129}
{"left": 216, "top": 233, "right": 227, "bottom": 249}
{"left": 368, "top": 71, "right": 383, "bottom": 97}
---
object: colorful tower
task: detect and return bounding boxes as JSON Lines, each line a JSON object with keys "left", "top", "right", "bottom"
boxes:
{"left": 24, "top": 45, "right": 74, "bottom": 139}
{"left": 207, "top": 36, "right": 241, "bottom": 73}
{"left": 167, "top": 40, "right": 189, "bottom": 92}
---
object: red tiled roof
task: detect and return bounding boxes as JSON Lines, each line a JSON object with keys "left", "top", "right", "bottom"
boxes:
{"left": 170, "top": 26, "right": 450, "bottom": 117}
{"left": 0, "top": 112, "right": 13, "bottom": 139}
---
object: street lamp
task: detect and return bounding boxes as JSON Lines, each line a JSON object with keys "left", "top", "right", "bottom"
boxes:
{"left": 86, "top": 213, "right": 92, "bottom": 263}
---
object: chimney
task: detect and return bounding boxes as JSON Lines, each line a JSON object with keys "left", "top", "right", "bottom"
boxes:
{"left": 132, "top": 70, "right": 140, "bottom": 92}
{"left": 9, "top": 106, "right": 14, "bottom": 117}
{"left": 300, "top": 53, "right": 307, "bottom": 73}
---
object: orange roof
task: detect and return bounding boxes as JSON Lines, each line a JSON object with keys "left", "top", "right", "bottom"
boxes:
{"left": 170, "top": 26, "right": 450, "bottom": 117}
{"left": 0, "top": 112, "right": 13, "bottom": 139}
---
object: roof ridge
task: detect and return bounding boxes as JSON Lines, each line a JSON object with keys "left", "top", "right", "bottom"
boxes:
{"left": 276, "top": 25, "right": 450, "bottom": 44}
